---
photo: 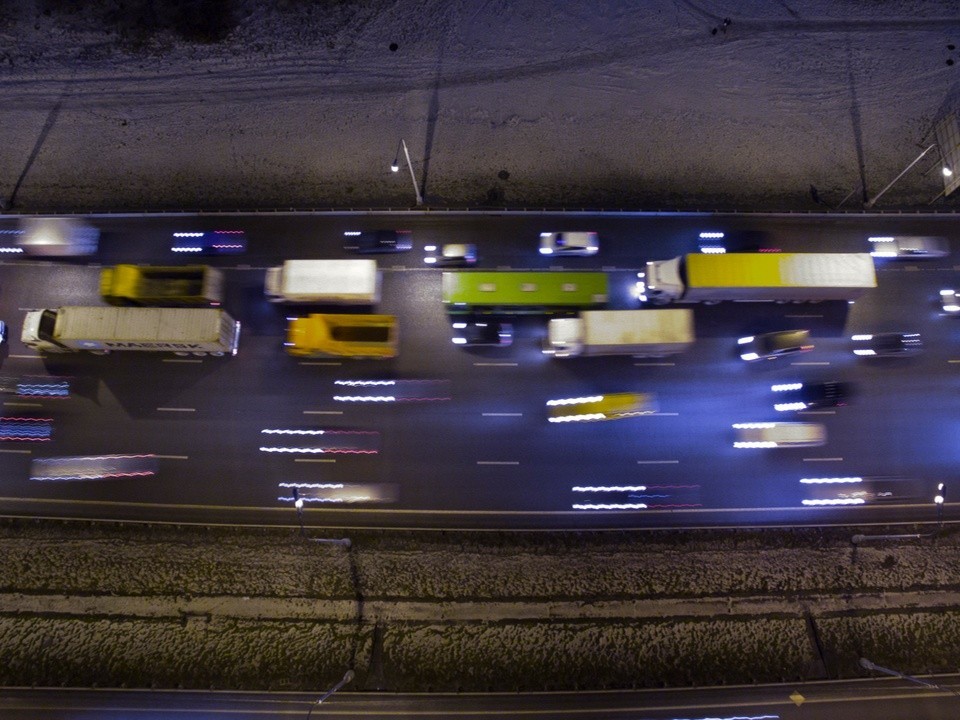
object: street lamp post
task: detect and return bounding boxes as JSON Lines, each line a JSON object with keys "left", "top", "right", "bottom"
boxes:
{"left": 935, "top": 482, "right": 946, "bottom": 529}
{"left": 290, "top": 487, "right": 351, "bottom": 547}
{"left": 305, "top": 669, "right": 355, "bottom": 719}
{"left": 391, "top": 139, "right": 423, "bottom": 206}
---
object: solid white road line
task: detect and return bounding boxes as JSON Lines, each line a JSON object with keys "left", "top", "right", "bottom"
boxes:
{"left": 477, "top": 460, "right": 519, "bottom": 465}
{"left": 2, "top": 402, "right": 42, "bottom": 407}
{"left": 482, "top": 412, "right": 523, "bottom": 417}
{"left": 474, "top": 362, "right": 518, "bottom": 367}
{"left": 0, "top": 448, "right": 31, "bottom": 454}
{"left": 9, "top": 354, "right": 42, "bottom": 360}
{"left": 295, "top": 458, "right": 336, "bottom": 463}
{"left": 154, "top": 455, "right": 189, "bottom": 460}
{"left": 303, "top": 410, "right": 343, "bottom": 415}
{"left": 633, "top": 362, "right": 675, "bottom": 367}
{"left": 157, "top": 407, "right": 196, "bottom": 412}
{"left": 791, "top": 361, "right": 830, "bottom": 365}
{"left": 804, "top": 457, "right": 843, "bottom": 462}
{"left": 300, "top": 362, "right": 341, "bottom": 366}
{"left": 637, "top": 459, "right": 679, "bottom": 464}
{"left": 800, "top": 410, "right": 836, "bottom": 415}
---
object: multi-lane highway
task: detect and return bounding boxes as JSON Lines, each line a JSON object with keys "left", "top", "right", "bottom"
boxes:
{"left": 0, "top": 211, "right": 958, "bottom": 529}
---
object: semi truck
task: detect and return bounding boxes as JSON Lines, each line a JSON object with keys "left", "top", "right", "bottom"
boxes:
{"left": 285, "top": 313, "right": 397, "bottom": 359}
{"left": 99, "top": 264, "right": 224, "bottom": 306}
{"left": 543, "top": 309, "right": 695, "bottom": 358}
{"left": 636, "top": 253, "right": 877, "bottom": 304}
{"left": 264, "top": 259, "right": 380, "bottom": 304}
{"left": 21, "top": 307, "right": 240, "bottom": 356}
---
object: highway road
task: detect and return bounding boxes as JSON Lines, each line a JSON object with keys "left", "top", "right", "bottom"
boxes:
{"left": 0, "top": 211, "right": 958, "bottom": 529}
{"left": 3, "top": 676, "right": 960, "bottom": 719}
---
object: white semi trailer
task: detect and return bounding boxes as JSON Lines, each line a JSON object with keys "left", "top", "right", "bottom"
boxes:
{"left": 264, "top": 259, "right": 380, "bottom": 304}
{"left": 21, "top": 307, "right": 240, "bottom": 356}
{"left": 543, "top": 309, "right": 695, "bottom": 358}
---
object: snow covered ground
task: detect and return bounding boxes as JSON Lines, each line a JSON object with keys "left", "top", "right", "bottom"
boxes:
{"left": 1, "top": 0, "right": 960, "bottom": 212}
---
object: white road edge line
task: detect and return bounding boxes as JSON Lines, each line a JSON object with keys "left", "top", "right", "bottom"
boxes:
{"left": 803, "top": 457, "right": 844, "bottom": 462}
{"left": 637, "top": 460, "right": 679, "bottom": 464}
{"left": 474, "top": 362, "right": 518, "bottom": 367}
{"left": 634, "top": 362, "right": 675, "bottom": 367}
{"left": 157, "top": 407, "right": 196, "bottom": 412}
{"left": 0, "top": 448, "right": 32, "bottom": 454}
{"left": 295, "top": 458, "right": 337, "bottom": 463}
{"left": 482, "top": 412, "right": 523, "bottom": 417}
{"left": 303, "top": 410, "right": 343, "bottom": 415}
{"left": 477, "top": 461, "right": 520, "bottom": 465}
{"left": 154, "top": 455, "right": 189, "bottom": 460}
{"left": 791, "top": 361, "right": 831, "bottom": 365}
{"left": 2, "top": 402, "right": 43, "bottom": 407}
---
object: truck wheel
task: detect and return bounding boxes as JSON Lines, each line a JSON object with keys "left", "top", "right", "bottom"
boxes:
{"left": 90, "top": 350, "right": 108, "bottom": 356}
{"left": 211, "top": 351, "right": 225, "bottom": 357}
{"left": 191, "top": 352, "right": 207, "bottom": 356}
{"left": 174, "top": 351, "right": 190, "bottom": 356}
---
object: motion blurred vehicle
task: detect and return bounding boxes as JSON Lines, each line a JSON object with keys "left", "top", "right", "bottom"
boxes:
{"left": 800, "top": 476, "right": 924, "bottom": 506}
{"left": 696, "top": 230, "right": 781, "bottom": 254}
{"left": 539, "top": 231, "right": 599, "bottom": 256}
{"left": 940, "top": 288, "right": 960, "bottom": 314}
{"left": 851, "top": 332, "right": 922, "bottom": 357}
{"left": 0, "top": 416, "right": 53, "bottom": 442}
{"left": 14, "top": 217, "right": 99, "bottom": 256}
{"left": 738, "top": 329, "right": 813, "bottom": 361}
{"left": 30, "top": 454, "right": 159, "bottom": 481}
{"left": 771, "top": 381, "right": 854, "bottom": 412}
{"left": 171, "top": 230, "right": 247, "bottom": 255}
{"left": 424, "top": 243, "right": 477, "bottom": 266}
{"left": 0, "top": 320, "right": 6, "bottom": 345}
{"left": 733, "top": 422, "right": 826, "bottom": 448}
{"left": 343, "top": 230, "right": 413, "bottom": 254}
{"left": 0, "top": 375, "right": 71, "bottom": 398}
{"left": 451, "top": 320, "right": 513, "bottom": 347}
{"left": 868, "top": 235, "right": 949, "bottom": 259}
{"left": 548, "top": 392, "right": 657, "bottom": 423}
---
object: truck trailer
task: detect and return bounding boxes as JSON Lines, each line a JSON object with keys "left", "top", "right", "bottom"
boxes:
{"left": 285, "top": 313, "right": 397, "bottom": 359}
{"left": 21, "top": 307, "right": 240, "bottom": 356}
{"left": 264, "top": 259, "right": 380, "bottom": 304}
{"left": 637, "top": 253, "right": 877, "bottom": 304}
{"left": 544, "top": 309, "right": 695, "bottom": 358}
{"left": 99, "top": 264, "right": 224, "bottom": 306}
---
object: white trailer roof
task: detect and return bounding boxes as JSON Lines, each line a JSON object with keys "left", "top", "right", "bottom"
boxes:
{"left": 57, "top": 307, "right": 224, "bottom": 342}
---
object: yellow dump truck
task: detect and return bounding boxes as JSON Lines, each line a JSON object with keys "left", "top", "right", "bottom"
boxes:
{"left": 285, "top": 314, "right": 398, "bottom": 359}
{"left": 99, "top": 265, "right": 224, "bottom": 306}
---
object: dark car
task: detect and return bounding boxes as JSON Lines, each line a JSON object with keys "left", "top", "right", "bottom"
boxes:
{"left": 771, "top": 381, "right": 854, "bottom": 412}
{"left": 451, "top": 320, "right": 513, "bottom": 347}
{"left": 424, "top": 243, "right": 477, "bottom": 267}
{"left": 738, "top": 329, "right": 813, "bottom": 361}
{"left": 171, "top": 230, "right": 247, "bottom": 255}
{"left": 343, "top": 230, "right": 413, "bottom": 254}
{"left": 851, "top": 332, "right": 922, "bottom": 357}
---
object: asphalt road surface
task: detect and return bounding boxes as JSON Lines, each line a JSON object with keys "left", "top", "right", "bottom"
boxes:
{"left": 0, "top": 211, "right": 958, "bottom": 529}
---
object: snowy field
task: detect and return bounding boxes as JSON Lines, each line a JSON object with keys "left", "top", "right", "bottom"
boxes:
{"left": 1, "top": 0, "right": 960, "bottom": 212}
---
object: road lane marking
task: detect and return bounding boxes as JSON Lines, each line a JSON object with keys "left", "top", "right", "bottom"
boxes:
{"left": 651, "top": 412, "right": 679, "bottom": 416}
{"left": 162, "top": 358, "right": 203, "bottom": 363}
{"left": 9, "top": 354, "right": 42, "bottom": 360}
{"left": 295, "top": 458, "right": 336, "bottom": 463}
{"left": 155, "top": 455, "right": 189, "bottom": 460}
{"left": 637, "top": 460, "right": 679, "bottom": 464}
{"left": 791, "top": 361, "right": 830, "bottom": 365}
{"left": 0, "top": 448, "right": 31, "bottom": 454}
{"left": 157, "top": 407, "right": 195, "bottom": 412}
{"left": 800, "top": 410, "right": 836, "bottom": 415}
{"left": 804, "top": 457, "right": 843, "bottom": 461}
{"left": 474, "top": 362, "right": 518, "bottom": 367}
{"left": 785, "top": 314, "right": 823, "bottom": 318}
{"left": 300, "top": 362, "right": 342, "bottom": 366}
{"left": 482, "top": 412, "right": 523, "bottom": 417}
{"left": 303, "top": 410, "right": 343, "bottom": 415}
{"left": 2, "top": 402, "right": 43, "bottom": 407}
{"left": 949, "top": 360, "right": 960, "bottom": 364}
{"left": 477, "top": 461, "right": 519, "bottom": 465}
{"left": 634, "top": 362, "right": 675, "bottom": 367}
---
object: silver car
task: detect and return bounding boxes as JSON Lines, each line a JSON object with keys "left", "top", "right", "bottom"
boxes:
{"left": 868, "top": 235, "right": 949, "bottom": 259}
{"left": 539, "top": 232, "right": 599, "bottom": 256}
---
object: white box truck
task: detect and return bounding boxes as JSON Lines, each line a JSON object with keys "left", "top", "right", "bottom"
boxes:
{"left": 637, "top": 253, "right": 877, "bottom": 304}
{"left": 264, "top": 259, "right": 380, "bottom": 304}
{"left": 21, "top": 307, "right": 240, "bottom": 356}
{"left": 544, "top": 309, "right": 695, "bottom": 358}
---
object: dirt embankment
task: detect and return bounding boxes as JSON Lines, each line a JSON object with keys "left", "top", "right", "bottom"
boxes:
{"left": 2, "top": 521, "right": 960, "bottom": 691}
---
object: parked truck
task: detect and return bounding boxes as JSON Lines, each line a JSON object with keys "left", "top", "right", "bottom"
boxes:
{"left": 264, "top": 259, "right": 380, "bottom": 304}
{"left": 99, "top": 264, "right": 224, "bottom": 306}
{"left": 636, "top": 253, "right": 877, "bottom": 304}
{"left": 543, "top": 309, "right": 695, "bottom": 358}
{"left": 21, "top": 307, "right": 240, "bottom": 356}
{"left": 285, "top": 313, "right": 397, "bottom": 359}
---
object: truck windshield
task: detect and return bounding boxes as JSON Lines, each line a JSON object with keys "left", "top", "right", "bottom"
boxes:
{"left": 330, "top": 326, "right": 390, "bottom": 342}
